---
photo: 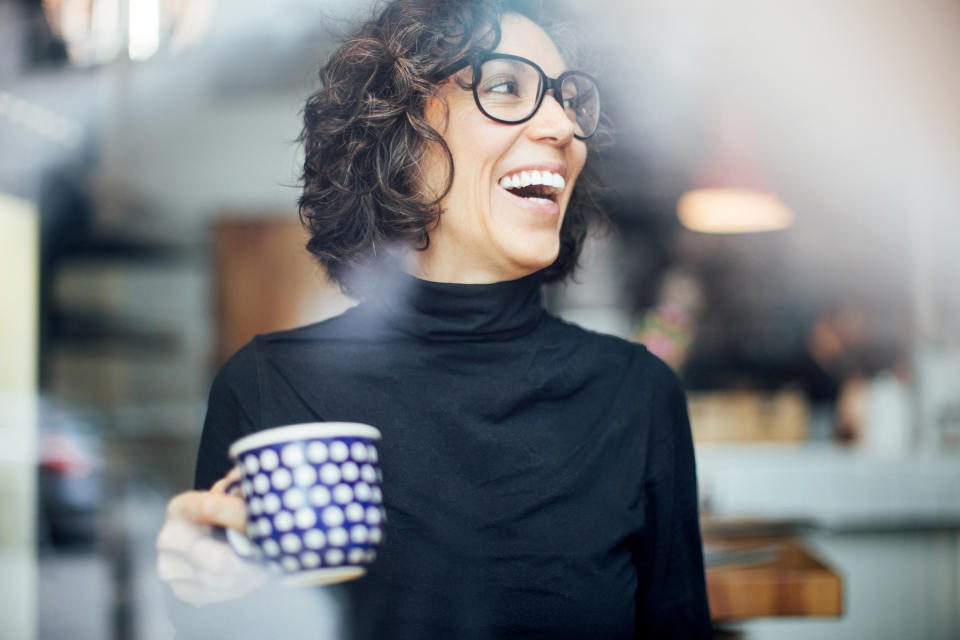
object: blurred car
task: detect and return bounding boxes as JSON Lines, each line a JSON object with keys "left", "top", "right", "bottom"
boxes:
{"left": 37, "top": 411, "right": 103, "bottom": 550}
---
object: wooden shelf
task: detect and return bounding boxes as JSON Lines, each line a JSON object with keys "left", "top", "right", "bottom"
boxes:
{"left": 706, "top": 537, "right": 843, "bottom": 622}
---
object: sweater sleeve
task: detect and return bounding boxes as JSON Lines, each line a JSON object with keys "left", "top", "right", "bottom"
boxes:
{"left": 634, "top": 355, "right": 713, "bottom": 639}
{"left": 194, "top": 339, "right": 262, "bottom": 490}
{"left": 169, "top": 339, "right": 347, "bottom": 639}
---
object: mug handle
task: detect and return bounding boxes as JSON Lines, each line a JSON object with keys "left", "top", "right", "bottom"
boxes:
{"left": 223, "top": 477, "right": 259, "bottom": 560}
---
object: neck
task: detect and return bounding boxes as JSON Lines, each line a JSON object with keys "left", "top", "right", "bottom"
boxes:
{"left": 364, "top": 265, "right": 546, "bottom": 342}
{"left": 408, "top": 248, "right": 535, "bottom": 285}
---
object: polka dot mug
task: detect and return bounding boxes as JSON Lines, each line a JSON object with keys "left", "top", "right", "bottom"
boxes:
{"left": 225, "top": 422, "right": 384, "bottom": 586}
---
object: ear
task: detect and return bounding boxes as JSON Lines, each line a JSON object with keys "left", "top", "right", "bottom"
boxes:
{"left": 423, "top": 93, "right": 452, "bottom": 137}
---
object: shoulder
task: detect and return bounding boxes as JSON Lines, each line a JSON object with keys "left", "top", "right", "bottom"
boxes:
{"left": 213, "top": 305, "right": 374, "bottom": 406}
{"left": 540, "top": 313, "right": 688, "bottom": 411}
{"left": 212, "top": 337, "right": 259, "bottom": 392}
{"left": 542, "top": 314, "right": 676, "bottom": 373}
{"left": 218, "top": 304, "right": 369, "bottom": 371}
{"left": 253, "top": 303, "right": 365, "bottom": 346}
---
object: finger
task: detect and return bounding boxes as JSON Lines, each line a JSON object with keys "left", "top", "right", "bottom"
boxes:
{"left": 157, "top": 552, "right": 198, "bottom": 584}
{"left": 160, "top": 552, "right": 252, "bottom": 591}
{"left": 166, "top": 491, "right": 246, "bottom": 531}
{"left": 169, "top": 572, "right": 269, "bottom": 607}
{"left": 187, "top": 535, "right": 244, "bottom": 574}
{"left": 211, "top": 467, "right": 241, "bottom": 494}
{"left": 160, "top": 530, "right": 266, "bottom": 588}
{"left": 166, "top": 559, "right": 271, "bottom": 605}
{"left": 168, "top": 580, "right": 244, "bottom": 608}
{"left": 156, "top": 519, "right": 209, "bottom": 554}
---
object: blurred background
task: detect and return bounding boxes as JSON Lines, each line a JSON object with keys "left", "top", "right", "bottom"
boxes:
{"left": 1, "top": 0, "right": 959, "bottom": 638}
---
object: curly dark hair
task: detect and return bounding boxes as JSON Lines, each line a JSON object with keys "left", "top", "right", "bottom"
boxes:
{"left": 298, "top": 0, "right": 607, "bottom": 296}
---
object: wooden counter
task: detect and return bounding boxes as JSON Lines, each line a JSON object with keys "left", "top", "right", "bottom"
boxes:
{"left": 705, "top": 537, "right": 843, "bottom": 622}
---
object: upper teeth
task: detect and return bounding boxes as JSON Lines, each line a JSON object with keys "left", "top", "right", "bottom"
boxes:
{"left": 499, "top": 170, "right": 565, "bottom": 191}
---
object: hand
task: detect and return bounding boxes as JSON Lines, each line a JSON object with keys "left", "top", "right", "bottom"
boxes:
{"left": 156, "top": 469, "right": 270, "bottom": 607}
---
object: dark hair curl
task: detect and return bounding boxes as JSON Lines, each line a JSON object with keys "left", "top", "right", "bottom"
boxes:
{"left": 298, "top": 0, "right": 607, "bottom": 296}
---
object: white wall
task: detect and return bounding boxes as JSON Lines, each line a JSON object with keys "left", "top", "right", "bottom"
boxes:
{"left": 0, "top": 193, "right": 39, "bottom": 640}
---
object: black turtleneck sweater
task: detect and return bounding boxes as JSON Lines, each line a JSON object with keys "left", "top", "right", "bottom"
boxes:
{"left": 186, "top": 271, "right": 712, "bottom": 639}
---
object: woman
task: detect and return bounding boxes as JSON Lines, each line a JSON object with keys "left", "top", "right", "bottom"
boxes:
{"left": 156, "top": 1, "right": 712, "bottom": 638}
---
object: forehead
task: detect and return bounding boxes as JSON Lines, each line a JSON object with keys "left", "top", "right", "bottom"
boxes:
{"left": 493, "top": 14, "right": 567, "bottom": 76}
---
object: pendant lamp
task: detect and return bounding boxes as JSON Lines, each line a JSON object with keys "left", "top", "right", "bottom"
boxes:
{"left": 677, "top": 107, "right": 795, "bottom": 234}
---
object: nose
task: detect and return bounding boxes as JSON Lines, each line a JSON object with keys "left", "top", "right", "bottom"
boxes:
{"left": 525, "top": 89, "right": 576, "bottom": 146}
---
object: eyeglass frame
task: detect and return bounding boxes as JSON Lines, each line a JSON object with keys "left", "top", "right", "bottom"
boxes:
{"left": 437, "top": 52, "right": 601, "bottom": 140}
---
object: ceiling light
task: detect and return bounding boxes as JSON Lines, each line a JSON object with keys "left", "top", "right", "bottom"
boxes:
{"left": 677, "top": 188, "right": 795, "bottom": 234}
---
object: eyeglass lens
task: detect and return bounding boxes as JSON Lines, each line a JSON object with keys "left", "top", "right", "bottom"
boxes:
{"left": 475, "top": 58, "right": 599, "bottom": 138}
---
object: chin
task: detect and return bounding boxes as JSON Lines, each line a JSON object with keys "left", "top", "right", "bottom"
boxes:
{"left": 505, "top": 240, "right": 560, "bottom": 276}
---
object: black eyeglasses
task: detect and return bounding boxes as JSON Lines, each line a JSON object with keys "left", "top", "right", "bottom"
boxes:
{"left": 443, "top": 53, "right": 601, "bottom": 140}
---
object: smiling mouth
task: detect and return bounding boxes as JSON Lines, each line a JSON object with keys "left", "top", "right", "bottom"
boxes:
{"left": 498, "top": 169, "right": 566, "bottom": 205}
{"left": 506, "top": 184, "right": 557, "bottom": 204}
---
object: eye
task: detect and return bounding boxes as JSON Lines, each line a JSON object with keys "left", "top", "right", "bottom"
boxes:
{"left": 481, "top": 74, "right": 521, "bottom": 96}
{"left": 490, "top": 81, "right": 519, "bottom": 95}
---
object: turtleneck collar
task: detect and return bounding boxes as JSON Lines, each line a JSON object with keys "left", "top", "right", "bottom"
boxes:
{"left": 363, "top": 268, "right": 546, "bottom": 342}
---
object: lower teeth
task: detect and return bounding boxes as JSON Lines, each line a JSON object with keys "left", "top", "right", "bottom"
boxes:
{"left": 527, "top": 197, "right": 552, "bottom": 205}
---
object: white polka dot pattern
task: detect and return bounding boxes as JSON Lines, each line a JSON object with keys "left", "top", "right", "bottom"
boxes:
{"left": 257, "top": 517, "right": 272, "bottom": 537}
{"left": 345, "top": 503, "right": 364, "bottom": 522}
{"left": 333, "top": 484, "right": 353, "bottom": 504}
{"left": 281, "top": 533, "right": 301, "bottom": 553}
{"left": 350, "top": 524, "right": 368, "bottom": 544}
{"left": 319, "top": 463, "right": 340, "bottom": 485}
{"left": 294, "top": 465, "right": 317, "bottom": 487}
{"left": 341, "top": 462, "right": 360, "bottom": 483}
{"left": 348, "top": 548, "right": 365, "bottom": 564}
{"left": 322, "top": 505, "right": 344, "bottom": 527}
{"left": 232, "top": 436, "right": 384, "bottom": 576}
{"left": 329, "top": 441, "right": 349, "bottom": 462}
{"left": 271, "top": 468, "right": 292, "bottom": 490}
{"left": 283, "top": 488, "right": 304, "bottom": 510}
{"left": 263, "top": 493, "right": 281, "bottom": 514}
{"left": 262, "top": 538, "right": 279, "bottom": 556}
{"left": 354, "top": 482, "right": 371, "bottom": 502}
{"left": 350, "top": 442, "right": 367, "bottom": 462}
{"left": 274, "top": 511, "right": 294, "bottom": 532}
{"left": 260, "top": 449, "right": 279, "bottom": 471}
{"left": 304, "top": 529, "right": 325, "bottom": 549}
{"left": 327, "top": 527, "right": 348, "bottom": 547}
{"left": 281, "top": 444, "right": 304, "bottom": 467}
{"left": 295, "top": 507, "right": 316, "bottom": 529}
{"left": 306, "top": 441, "right": 327, "bottom": 463}
{"left": 301, "top": 551, "right": 320, "bottom": 568}
{"left": 309, "top": 485, "right": 331, "bottom": 507}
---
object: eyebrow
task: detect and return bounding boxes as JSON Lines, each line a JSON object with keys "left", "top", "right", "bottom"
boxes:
{"left": 491, "top": 50, "right": 570, "bottom": 75}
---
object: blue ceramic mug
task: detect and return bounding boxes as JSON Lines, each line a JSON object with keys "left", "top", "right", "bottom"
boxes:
{"left": 225, "top": 422, "right": 384, "bottom": 586}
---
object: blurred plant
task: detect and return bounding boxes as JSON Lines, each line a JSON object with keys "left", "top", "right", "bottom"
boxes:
{"left": 633, "top": 269, "right": 703, "bottom": 372}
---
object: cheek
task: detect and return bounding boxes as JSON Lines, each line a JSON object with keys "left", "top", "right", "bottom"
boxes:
{"left": 570, "top": 143, "right": 588, "bottom": 181}
{"left": 419, "top": 142, "right": 450, "bottom": 202}
{"left": 419, "top": 98, "right": 453, "bottom": 202}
